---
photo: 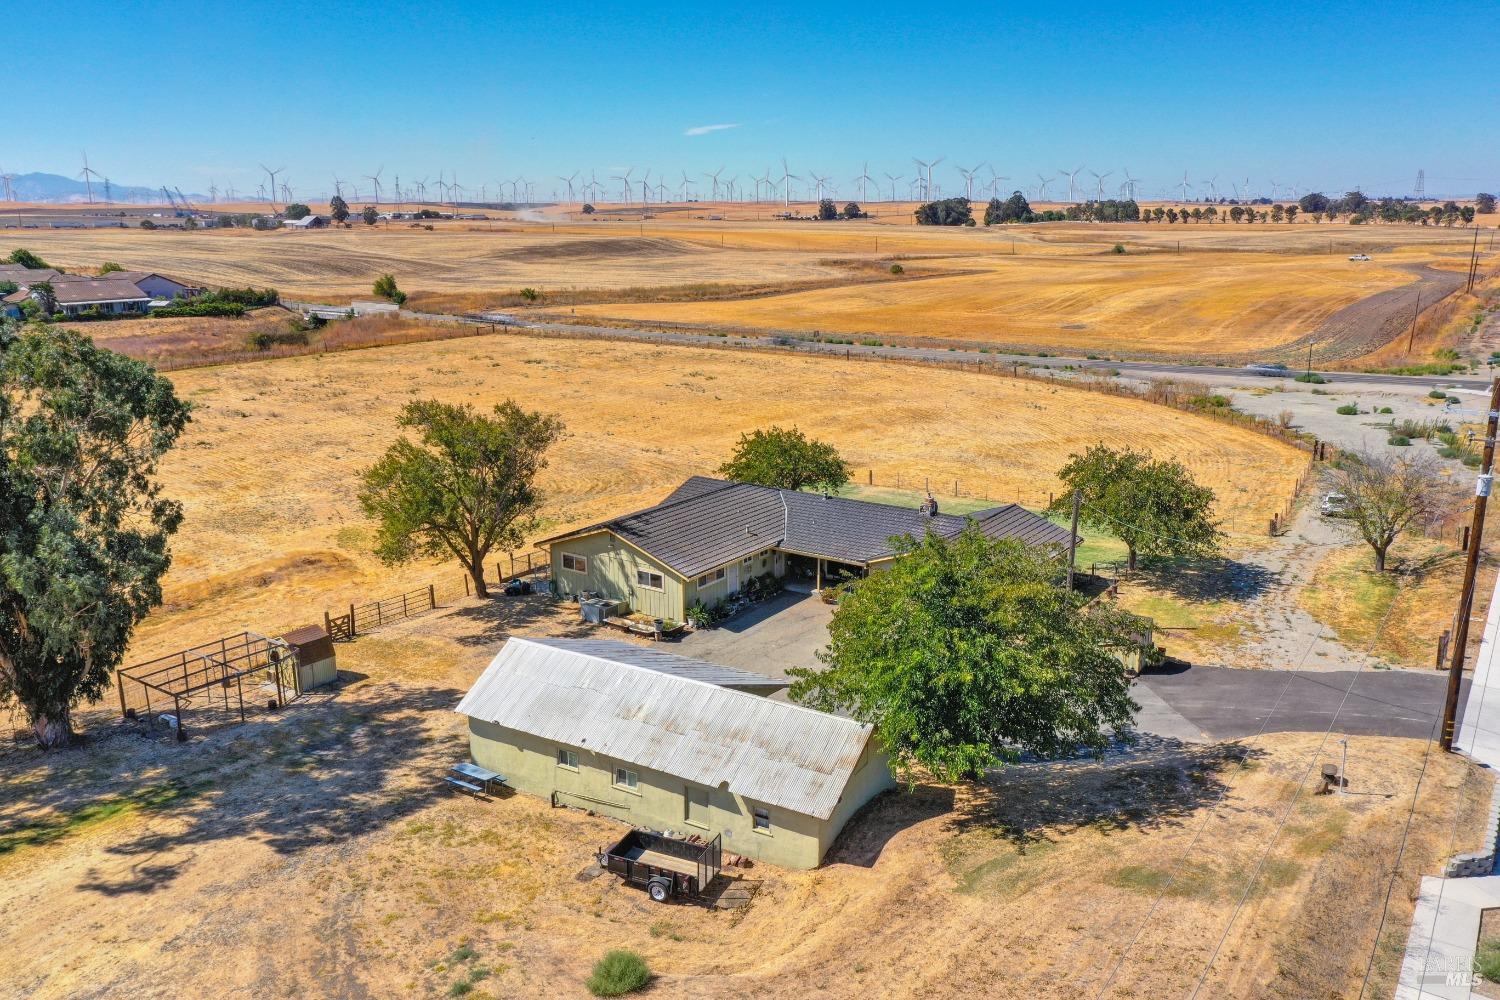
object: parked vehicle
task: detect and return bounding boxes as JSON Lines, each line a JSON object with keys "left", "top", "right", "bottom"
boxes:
{"left": 1320, "top": 491, "right": 1350, "bottom": 517}
{"left": 597, "top": 829, "right": 722, "bottom": 903}
{"left": 1245, "top": 362, "right": 1290, "bottom": 376}
{"left": 1349, "top": 253, "right": 1372, "bottom": 262}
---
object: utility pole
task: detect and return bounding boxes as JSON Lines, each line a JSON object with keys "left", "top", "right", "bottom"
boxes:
{"left": 1066, "top": 489, "right": 1082, "bottom": 592}
{"left": 1441, "top": 375, "right": 1500, "bottom": 752}
{"left": 1406, "top": 291, "right": 1422, "bottom": 354}
{"left": 1306, "top": 344, "right": 1314, "bottom": 381}
{"left": 1467, "top": 227, "right": 1483, "bottom": 294}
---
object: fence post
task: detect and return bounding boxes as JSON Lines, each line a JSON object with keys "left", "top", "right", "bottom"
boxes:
{"left": 464, "top": 574, "right": 470, "bottom": 597}
{"left": 402, "top": 592, "right": 408, "bottom": 617}
{"left": 1437, "top": 630, "right": 1451, "bottom": 670}
{"left": 868, "top": 469, "right": 873, "bottom": 486}
{"left": 526, "top": 553, "right": 532, "bottom": 573}
{"left": 349, "top": 603, "right": 356, "bottom": 638}
{"left": 496, "top": 560, "right": 503, "bottom": 583}
{"left": 324, "top": 610, "right": 332, "bottom": 635}
{"left": 429, "top": 583, "right": 436, "bottom": 610}
{"left": 1463, "top": 525, "right": 1472, "bottom": 552}
{"left": 510, "top": 552, "right": 516, "bottom": 577}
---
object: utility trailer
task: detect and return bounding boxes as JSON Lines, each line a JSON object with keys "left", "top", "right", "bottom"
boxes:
{"left": 597, "top": 829, "right": 722, "bottom": 903}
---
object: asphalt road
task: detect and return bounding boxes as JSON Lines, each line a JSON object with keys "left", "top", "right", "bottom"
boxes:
{"left": 1138, "top": 665, "right": 1458, "bottom": 741}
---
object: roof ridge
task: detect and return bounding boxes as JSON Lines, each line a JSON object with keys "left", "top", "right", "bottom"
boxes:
{"left": 506, "top": 636, "right": 870, "bottom": 731}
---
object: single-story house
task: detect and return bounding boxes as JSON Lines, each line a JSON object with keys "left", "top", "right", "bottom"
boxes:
{"left": 454, "top": 637, "right": 895, "bottom": 869}
{"left": 101, "top": 270, "right": 204, "bottom": 300}
{"left": 540, "top": 475, "right": 1074, "bottom": 622}
{"left": 283, "top": 214, "right": 327, "bottom": 229}
{"left": 3, "top": 277, "right": 154, "bottom": 317}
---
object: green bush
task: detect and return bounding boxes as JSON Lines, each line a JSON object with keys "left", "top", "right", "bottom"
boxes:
{"left": 1335, "top": 404, "right": 1359, "bottom": 415}
{"left": 1387, "top": 435, "right": 1412, "bottom": 446}
{"left": 373, "top": 274, "right": 408, "bottom": 305}
{"left": 1429, "top": 389, "right": 1450, "bottom": 399}
{"left": 1293, "top": 372, "right": 1327, "bottom": 384}
{"left": 1476, "top": 938, "right": 1500, "bottom": 984}
{"left": 1112, "top": 243, "right": 1126, "bottom": 254}
{"left": 586, "top": 949, "right": 651, "bottom": 997}
{"left": 889, "top": 263, "right": 904, "bottom": 275}
{"left": 211, "top": 286, "right": 280, "bottom": 307}
{"left": 152, "top": 300, "right": 246, "bottom": 318}
{"left": 1378, "top": 406, "right": 1393, "bottom": 414}
{"left": 520, "top": 287, "right": 541, "bottom": 302}
{"left": 246, "top": 327, "right": 310, "bottom": 351}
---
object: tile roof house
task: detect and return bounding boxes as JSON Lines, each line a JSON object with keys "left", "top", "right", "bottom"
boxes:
{"left": 455, "top": 636, "right": 894, "bottom": 868}
{"left": 541, "top": 475, "right": 1074, "bottom": 622}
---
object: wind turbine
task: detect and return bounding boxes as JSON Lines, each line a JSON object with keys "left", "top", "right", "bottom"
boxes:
{"left": 778, "top": 158, "right": 799, "bottom": 207}
{"left": 1177, "top": 171, "right": 1191, "bottom": 203}
{"left": 1269, "top": 179, "right": 1281, "bottom": 200}
{"left": 1036, "top": 173, "right": 1056, "bottom": 199}
{"left": 1121, "top": 168, "right": 1139, "bottom": 200}
{"left": 1060, "top": 166, "right": 1084, "bottom": 203}
{"left": 912, "top": 157, "right": 943, "bottom": 200}
{"left": 77, "top": 151, "right": 101, "bottom": 204}
{"left": 880, "top": 173, "right": 901, "bottom": 202}
{"left": 614, "top": 168, "right": 633, "bottom": 203}
{"left": 679, "top": 171, "right": 694, "bottom": 202}
{"left": 557, "top": 171, "right": 579, "bottom": 200}
{"left": 364, "top": 166, "right": 384, "bottom": 210}
{"left": 1204, "top": 175, "right": 1219, "bottom": 201}
{"left": 808, "top": 172, "right": 830, "bottom": 201}
{"left": 958, "top": 165, "right": 983, "bottom": 201}
{"left": 1090, "top": 169, "right": 1114, "bottom": 199}
{"left": 854, "top": 163, "right": 874, "bottom": 202}
{"left": 703, "top": 166, "right": 725, "bottom": 201}
{"left": 259, "top": 164, "right": 285, "bottom": 210}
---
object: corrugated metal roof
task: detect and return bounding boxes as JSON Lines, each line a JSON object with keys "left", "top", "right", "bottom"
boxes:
{"left": 454, "top": 637, "right": 872, "bottom": 820}
{"left": 541, "top": 475, "right": 1073, "bottom": 576}
{"left": 522, "top": 638, "right": 787, "bottom": 694}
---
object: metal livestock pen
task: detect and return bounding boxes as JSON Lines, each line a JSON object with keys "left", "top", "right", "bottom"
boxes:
{"left": 115, "top": 632, "right": 301, "bottom": 741}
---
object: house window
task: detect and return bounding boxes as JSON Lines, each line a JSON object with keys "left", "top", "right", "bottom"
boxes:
{"left": 686, "top": 786, "right": 710, "bottom": 827}
{"left": 753, "top": 808, "right": 771, "bottom": 833}
{"left": 713, "top": 568, "right": 726, "bottom": 582}
{"left": 561, "top": 553, "right": 587, "bottom": 574}
{"left": 697, "top": 574, "right": 710, "bottom": 587}
{"left": 556, "top": 748, "right": 578, "bottom": 769}
{"left": 636, "top": 570, "right": 664, "bottom": 591}
{"left": 614, "top": 767, "right": 639, "bottom": 790}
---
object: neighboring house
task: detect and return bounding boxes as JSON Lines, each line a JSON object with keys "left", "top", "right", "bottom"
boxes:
{"left": 5, "top": 277, "right": 154, "bottom": 317}
{"left": 283, "top": 215, "right": 327, "bottom": 229}
{"left": 540, "top": 475, "right": 1074, "bottom": 622}
{"left": 454, "top": 637, "right": 896, "bottom": 869}
{"left": 101, "top": 271, "right": 203, "bottom": 300}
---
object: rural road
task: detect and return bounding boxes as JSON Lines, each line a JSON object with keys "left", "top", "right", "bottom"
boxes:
{"left": 285, "top": 300, "right": 1493, "bottom": 392}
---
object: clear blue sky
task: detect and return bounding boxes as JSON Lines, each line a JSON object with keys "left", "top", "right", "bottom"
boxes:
{"left": 10, "top": 0, "right": 1497, "bottom": 200}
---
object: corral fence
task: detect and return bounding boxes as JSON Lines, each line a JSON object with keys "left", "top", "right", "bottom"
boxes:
{"left": 116, "top": 632, "right": 299, "bottom": 741}
{"left": 323, "top": 549, "right": 550, "bottom": 642}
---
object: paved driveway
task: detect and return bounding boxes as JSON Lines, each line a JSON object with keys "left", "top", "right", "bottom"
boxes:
{"left": 677, "top": 592, "right": 832, "bottom": 689}
{"left": 1138, "top": 665, "right": 1460, "bottom": 741}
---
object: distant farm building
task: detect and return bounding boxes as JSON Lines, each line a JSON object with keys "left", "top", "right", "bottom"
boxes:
{"left": 283, "top": 214, "right": 327, "bottom": 229}
{"left": 455, "top": 637, "right": 895, "bottom": 869}
{"left": 1, "top": 264, "right": 203, "bottom": 317}
{"left": 541, "top": 475, "right": 1073, "bottom": 622}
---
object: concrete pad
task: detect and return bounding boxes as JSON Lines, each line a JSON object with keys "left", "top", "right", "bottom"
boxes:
{"left": 1397, "top": 875, "right": 1500, "bottom": 998}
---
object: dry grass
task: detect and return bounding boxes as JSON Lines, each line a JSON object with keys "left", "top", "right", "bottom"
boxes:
{"left": 0, "top": 586, "right": 1485, "bottom": 999}
{"left": 7, "top": 218, "right": 1483, "bottom": 362}
{"left": 128, "top": 331, "right": 1306, "bottom": 662}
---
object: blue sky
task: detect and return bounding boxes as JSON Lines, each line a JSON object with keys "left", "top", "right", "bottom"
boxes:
{"left": 10, "top": 0, "right": 1497, "bottom": 200}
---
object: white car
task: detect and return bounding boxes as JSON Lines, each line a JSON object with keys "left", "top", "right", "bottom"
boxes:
{"left": 1348, "top": 253, "right": 1371, "bottom": 262}
{"left": 1320, "top": 491, "right": 1350, "bottom": 516}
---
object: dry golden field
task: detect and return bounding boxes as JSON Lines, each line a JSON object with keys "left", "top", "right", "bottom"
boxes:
{"left": 126, "top": 328, "right": 1306, "bottom": 661}
{"left": 5, "top": 213, "right": 1487, "bottom": 361}
{"left": 0, "top": 584, "right": 1484, "bottom": 999}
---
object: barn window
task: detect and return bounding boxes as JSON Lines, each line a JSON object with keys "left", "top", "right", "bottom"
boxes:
{"left": 636, "top": 570, "right": 664, "bottom": 591}
{"left": 753, "top": 808, "right": 771, "bottom": 833}
{"left": 614, "top": 767, "right": 639, "bottom": 790}
{"left": 556, "top": 748, "right": 578, "bottom": 769}
{"left": 561, "top": 553, "right": 587, "bottom": 573}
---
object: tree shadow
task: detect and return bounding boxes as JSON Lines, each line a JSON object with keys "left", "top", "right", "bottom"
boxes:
{"left": 949, "top": 738, "right": 1264, "bottom": 849}
{"left": 823, "top": 784, "right": 957, "bottom": 869}
{"left": 0, "top": 680, "right": 467, "bottom": 897}
{"left": 1138, "top": 555, "right": 1281, "bottom": 603}
{"left": 446, "top": 592, "right": 594, "bottom": 649}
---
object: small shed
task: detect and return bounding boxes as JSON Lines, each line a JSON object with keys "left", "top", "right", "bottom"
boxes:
{"left": 278, "top": 624, "right": 337, "bottom": 690}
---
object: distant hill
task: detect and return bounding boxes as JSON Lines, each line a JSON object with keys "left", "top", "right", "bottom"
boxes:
{"left": 4, "top": 172, "right": 207, "bottom": 204}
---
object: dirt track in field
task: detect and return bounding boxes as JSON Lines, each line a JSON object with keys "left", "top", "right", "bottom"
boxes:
{"left": 1278, "top": 263, "right": 1469, "bottom": 362}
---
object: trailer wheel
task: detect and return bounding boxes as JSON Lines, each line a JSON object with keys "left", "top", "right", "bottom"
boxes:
{"left": 648, "top": 879, "right": 671, "bottom": 903}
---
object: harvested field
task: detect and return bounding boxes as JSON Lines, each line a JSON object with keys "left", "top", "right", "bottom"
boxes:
{"left": 132, "top": 331, "right": 1307, "bottom": 660}
{"left": 6, "top": 218, "right": 1485, "bottom": 361}
{"left": 0, "top": 589, "right": 1485, "bottom": 999}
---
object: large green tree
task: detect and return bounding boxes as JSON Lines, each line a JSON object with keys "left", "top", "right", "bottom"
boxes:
{"left": 359, "top": 400, "right": 564, "bottom": 598}
{"left": 914, "top": 197, "right": 972, "bottom": 226}
{"left": 6, "top": 248, "right": 51, "bottom": 270}
{"left": 1050, "top": 445, "right": 1221, "bottom": 570}
{"left": 0, "top": 322, "right": 191, "bottom": 747}
{"left": 789, "top": 528, "right": 1142, "bottom": 781}
{"left": 717, "top": 425, "right": 850, "bottom": 493}
{"left": 329, "top": 195, "right": 350, "bottom": 223}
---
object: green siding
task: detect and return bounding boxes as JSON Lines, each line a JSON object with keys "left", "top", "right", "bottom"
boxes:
{"left": 684, "top": 548, "right": 784, "bottom": 610}
{"left": 469, "top": 719, "right": 836, "bottom": 869}
{"left": 550, "top": 531, "right": 685, "bottom": 621}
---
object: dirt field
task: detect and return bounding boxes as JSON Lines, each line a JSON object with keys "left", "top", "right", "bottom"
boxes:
{"left": 125, "top": 329, "right": 1307, "bottom": 663}
{"left": 0, "top": 590, "right": 1486, "bottom": 1000}
{"left": 6, "top": 216, "right": 1487, "bottom": 362}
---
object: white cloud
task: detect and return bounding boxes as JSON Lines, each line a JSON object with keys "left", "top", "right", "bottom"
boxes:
{"left": 684, "top": 123, "right": 741, "bottom": 137}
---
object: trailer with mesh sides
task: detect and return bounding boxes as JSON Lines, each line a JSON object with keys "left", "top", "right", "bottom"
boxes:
{"left": 115, "top": 632, "right": 301, "bottom": 742}
{"left": 597, "top": 829, "right": 722, "bottom": 903}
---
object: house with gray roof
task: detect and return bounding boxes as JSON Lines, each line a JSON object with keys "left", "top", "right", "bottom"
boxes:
{"left": 455, "top": 636, "right": 894, "bottom": 868}
{"left": 540, "top": 475, "right": 1074, "bottom": 623}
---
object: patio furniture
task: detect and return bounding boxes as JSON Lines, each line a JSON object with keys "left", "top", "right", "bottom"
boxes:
{"left": 449, "top": 760, "right": 506, "bottom": 795}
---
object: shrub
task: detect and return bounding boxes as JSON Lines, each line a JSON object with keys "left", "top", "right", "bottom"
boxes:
{"left": 373, "top": 274, "right": 407, "bottom": 305}
{"left": 1428, "top": 389, "right": 1450, "bottom": 399}
{"left": 1112, "top": 243, "right": 1126, "bottom": 254}
{"left": 246, "top": 327, "right": 310, "bottom": 351}
{"left": 1476, "top": 938, "right": 1500, "bottom": 984}
{"left": 6, "top": 248, "right": 52, "bottom": 269}
{"left": 1387, "top": 435, "right": 1412, "bottom": 446}
{"left": 1293, "top": 372, "right": 1327, "bottom": 383}
{"left": 586, "top": 950, "right": 651, "bottom": 997}
{"left": 99, "top": 261, "right": 123, "bottom": 274}
{"left": 889, "top": 263, "right": 904, "bottom": 275}
{"left": 1335, "top": 404, "right": 1359, "bottom": 415}
{"left": 211, "top": 286, "right": 280, "bottom": 307}
{"left": 519, "top": 287, "right": 541, "bottom": 302}
{"left": 1378, "top": 406, "right": 1393, "bottom": 414}
{"left": 152, "top": 300, "right": 246, "bottom": 318}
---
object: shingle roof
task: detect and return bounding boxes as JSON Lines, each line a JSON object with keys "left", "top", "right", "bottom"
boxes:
{"left": 519, "top": 638, "right": 786, "bottom": 694}
{"left": 99, "top": 270, "right": 200, "bottom": 289}
{"left": 47, "top": 279, "right": 153, "bottom": 305}
{"left": 542, "top": 475, "right": 1073, "bottom": 577}
{"left": 454, "top": 637, "right": 873, "bottom": 819}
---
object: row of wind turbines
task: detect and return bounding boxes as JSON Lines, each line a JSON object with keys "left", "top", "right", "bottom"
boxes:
{"left": 9, "top": 151, "right": 1307, "bottom": 210}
